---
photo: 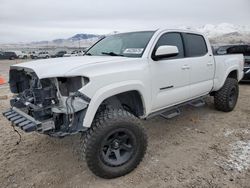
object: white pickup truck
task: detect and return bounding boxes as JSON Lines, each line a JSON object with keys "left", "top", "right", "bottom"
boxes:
{"left": 3, "top": 29, "right": 244, "bottom": 179}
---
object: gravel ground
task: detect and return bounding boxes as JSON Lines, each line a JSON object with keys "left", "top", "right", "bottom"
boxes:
{"left": 0, "top": 60, "right": 249, "bottom": 188}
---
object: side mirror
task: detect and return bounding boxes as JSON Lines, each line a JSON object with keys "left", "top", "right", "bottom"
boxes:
{"left": 153, "top": 45, "right": 179, "bottom": 61}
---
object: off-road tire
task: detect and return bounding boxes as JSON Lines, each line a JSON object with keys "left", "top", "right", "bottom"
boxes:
{"left": 82, "top": 108, "right": 147, "bottom": 179}
{"left": 214, "top": 78, "right": 239, "bottom": 112}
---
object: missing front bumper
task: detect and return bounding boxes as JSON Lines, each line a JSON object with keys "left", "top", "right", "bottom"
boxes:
{"left": 2, "top": 107, "right": 88, "bottom": 137}
{"left": 3, "top": 107, "right": 42, "bottom": 132}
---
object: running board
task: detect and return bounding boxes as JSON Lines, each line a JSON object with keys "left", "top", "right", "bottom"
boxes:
{"left": 160, "top": 109, "right": 180, "bottom": 119}
{"left": 147, "top": 96, "right": 207, "bottom": 119}
{"left": 189, "top": 99, "right": 206, "bottom": 107}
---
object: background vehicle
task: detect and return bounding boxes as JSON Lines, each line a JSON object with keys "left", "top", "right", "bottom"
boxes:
{"left": 51, "top": 51, "right": 67, "bottom": 58}
{"left": 3, "top": 51, "right": 18, "bottom": 60}
{"left": 63, "top": 50, "right": 85, "bottom": 57}
{"left": 3, "top": 29, "right": 244, "bottom": 179}
{"left": 0, "top": 51, "right": 6, "bottom": 59}
{"left": 14, "top": 51, "right": 29, "bottom": 59}
{"left": 37, "top": 51, "right": 50, "bottom": 59}
{"left": 29, "top": 51, "right": 39, "bottom": 59}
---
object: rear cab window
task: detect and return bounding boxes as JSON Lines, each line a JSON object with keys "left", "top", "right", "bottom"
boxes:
{"left": 183, "top": 33, "right": 208, "bottom": 57}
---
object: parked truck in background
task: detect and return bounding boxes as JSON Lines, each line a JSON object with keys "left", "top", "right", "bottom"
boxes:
{"left": 3, "top": 29, "right": 244, "bottom": 178}
{"left": 0, "top": 51, "right": 18, "bottom": 60}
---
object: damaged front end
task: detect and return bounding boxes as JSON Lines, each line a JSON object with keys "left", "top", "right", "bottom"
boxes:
{"left": 2, "top": 68, "right": 90, "bottom": 137}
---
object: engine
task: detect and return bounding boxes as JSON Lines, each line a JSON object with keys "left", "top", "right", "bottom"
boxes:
{"left": 9, "top": 69, "right": 58, "bottom": 120}
{"left": 8, "top": 68, "right": 90, "bottom": 137}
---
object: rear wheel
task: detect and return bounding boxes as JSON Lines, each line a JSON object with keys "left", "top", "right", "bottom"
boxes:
{"left": 82, "top": 108, "right": 147, "bottom": 179}
{"left": 214, "top": 78, "right": 239, "bottom": 112}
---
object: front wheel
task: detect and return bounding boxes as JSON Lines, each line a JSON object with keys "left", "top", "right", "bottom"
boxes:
{"left": 82, "top": 108, "right": 147, "bottom": 179}
{"left": 214, "top": 78, "right": 239, "bottom": 112}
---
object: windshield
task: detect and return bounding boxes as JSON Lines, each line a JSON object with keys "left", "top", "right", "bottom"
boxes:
{"left": 86, "top": 31, "right": 154, "bottom": 58}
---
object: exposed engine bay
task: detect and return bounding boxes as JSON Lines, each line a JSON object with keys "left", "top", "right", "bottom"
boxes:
{"left": 7, "top": 68, "right": 90, "bottom": 137}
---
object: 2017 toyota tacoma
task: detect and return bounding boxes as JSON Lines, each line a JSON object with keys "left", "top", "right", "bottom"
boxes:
{"left": 3, "top": 29, "right": 244, "bottom": 178}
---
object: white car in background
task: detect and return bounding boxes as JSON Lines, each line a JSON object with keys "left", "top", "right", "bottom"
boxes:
{"left": 37, "top": 51, "right": 50, "bottom": 59}
{"left": 29, "top": 51, "right": 39, "bottom": 59}
{"left": 14, "top": 51, "right": 29, "bottom": 59}
{"left": 63, "top": 50, "right": 85, "bottom": 57}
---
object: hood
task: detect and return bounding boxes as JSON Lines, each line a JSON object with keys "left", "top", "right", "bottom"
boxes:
{"left": 11, "top": 56, "right": 127, "bottom": 78}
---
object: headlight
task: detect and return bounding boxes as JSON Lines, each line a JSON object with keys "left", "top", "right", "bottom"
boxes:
{"left": 57, "top": 76, "right": 89, "bottom": 96}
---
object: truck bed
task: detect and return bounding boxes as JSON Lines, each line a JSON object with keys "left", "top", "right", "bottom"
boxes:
{"left": 212, "top": 54, "right": 244, "bottom": 90}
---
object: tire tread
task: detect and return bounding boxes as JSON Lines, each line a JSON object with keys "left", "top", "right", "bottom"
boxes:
{"left": 214, "top": 78, "right": 238, "bottom": 112}
{"left": 81, "top": 107, "right": 147, "bottom": 179}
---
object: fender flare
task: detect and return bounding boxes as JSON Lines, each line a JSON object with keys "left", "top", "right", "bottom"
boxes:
{"left": 82, "top": 80, "right": 149, "bottom": 128}
{"left": 213, "top": 66, "right": 241, "bottom": 91}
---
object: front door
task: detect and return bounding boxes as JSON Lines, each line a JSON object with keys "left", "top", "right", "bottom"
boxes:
{"left": 150, "top": 32, "right": 191, "bottom": 112}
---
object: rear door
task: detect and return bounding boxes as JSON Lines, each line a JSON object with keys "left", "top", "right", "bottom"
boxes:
{"left": 182, "top": 33, "right": 214, "bottom": 98}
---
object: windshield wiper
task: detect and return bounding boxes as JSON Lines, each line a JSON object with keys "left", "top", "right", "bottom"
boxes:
{"left": 101, "top": 52, "right": 124, "bottom": 57}
{"left": 85, "top": 53, "right": 92, "bottom": 56}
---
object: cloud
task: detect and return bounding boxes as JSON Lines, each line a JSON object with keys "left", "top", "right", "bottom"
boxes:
{"left": 0, "top": 0, "right": 250, "bottom": 43}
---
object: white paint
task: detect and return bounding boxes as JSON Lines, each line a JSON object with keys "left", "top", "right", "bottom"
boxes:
{"left": 10, "top": 29, "right": 244, "bottom": 127}
{"left": 155, "top": 45, "right": 179, "bottom": 56}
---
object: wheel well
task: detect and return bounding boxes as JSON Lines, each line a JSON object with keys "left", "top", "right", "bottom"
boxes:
{"left": 228, "top": 70, "right": 238, "bottom": 80}
{"left": 98, "top": 90, "right": 144, "bottom": 117}
{"left": 210, "top": 70, "right": 238, "bottom": 96}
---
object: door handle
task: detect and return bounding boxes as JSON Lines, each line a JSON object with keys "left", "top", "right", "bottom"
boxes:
{"left": 182, "top": 65, "right": 190, "bottom": 70}
{"left": 207, "top": 62, "right": 213, "bottom": 66}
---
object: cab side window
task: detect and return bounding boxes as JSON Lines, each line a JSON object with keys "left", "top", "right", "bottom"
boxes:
{"left": 183, "top": 33, "right": 208, "bottom": 57}
{"left": 154, "top": 32, "right": 184, "bottom": 59}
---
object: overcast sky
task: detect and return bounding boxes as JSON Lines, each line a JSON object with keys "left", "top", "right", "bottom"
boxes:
{"left": 0, "top": 0, "right": 250, "bottom": 43}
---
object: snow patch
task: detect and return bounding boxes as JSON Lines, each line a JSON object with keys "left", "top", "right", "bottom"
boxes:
{"left": 215, "top": 140, "right": 250, "bottom": 172}
{"left": 178, "top": 23, "right": 250, "bottom": 38}
{"left": 224, "top": 128, "right": 249, "bottom": 137}
{"left": 228, "top": 140, "right": 250, "bottom": 171}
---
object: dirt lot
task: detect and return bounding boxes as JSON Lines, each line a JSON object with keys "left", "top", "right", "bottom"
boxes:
{"left": 0, "top": 60, "right": 249, "bottom": 188}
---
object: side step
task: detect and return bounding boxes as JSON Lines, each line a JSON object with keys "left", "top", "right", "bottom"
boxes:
{"left": 189, "top": 99, "right": 205, "bottom": 107}
{"left": 160, "top": 109, "right": 180, "bottom": 119}
{"left": 147, "top": 96, "right": 207, "bottom": 120}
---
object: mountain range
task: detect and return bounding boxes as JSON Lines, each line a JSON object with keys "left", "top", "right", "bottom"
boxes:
{"left": 181, "top": 23, "right": 250, "bottom": 45}
{"left": 29, "top": 33, "right": 102, "bottom": 48}
{"left": 1, "top": 23, "right": 250, "bottom": 49}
